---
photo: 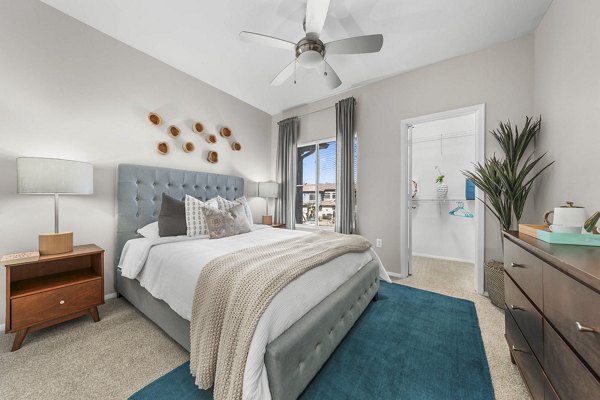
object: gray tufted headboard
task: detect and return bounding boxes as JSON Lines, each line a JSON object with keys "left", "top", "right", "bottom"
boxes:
{"left": 115, "top": 164, "right": 244, "bottom": 268}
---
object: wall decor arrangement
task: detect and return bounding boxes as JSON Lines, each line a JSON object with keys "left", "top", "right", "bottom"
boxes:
{"left": 207, "top": 151, "right": 219, "bottom": 164}
{"left": 206, "top": 134, "right": 217, "bottom": 144}
{"left": 231, "top": 142, "right": 242, "bottom": 151}
{"left": 147, "top": 112, "right": 162, "bottom": 126}
{"left": 156, "top": 142, "right": 169, "bottom": 155}
{"left": 168, "top": 125, "right": 181, "bottom": 138}
{"left": 182, "top": 142, "right": 195, "bottom": 153}
{"left": 192, "top": 122, "right": 204, "bottom": 134}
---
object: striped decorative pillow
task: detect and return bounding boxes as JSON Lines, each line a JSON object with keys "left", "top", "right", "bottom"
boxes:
{"left": 185, "top": 195, "right": 219, "bottom": 237}
{"left": 215, "top": 196, "right": 253, "bottom": 226}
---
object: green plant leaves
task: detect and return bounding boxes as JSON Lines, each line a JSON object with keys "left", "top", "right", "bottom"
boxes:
{"left": 462, "top": 116, "right": 553, "bottom": 231}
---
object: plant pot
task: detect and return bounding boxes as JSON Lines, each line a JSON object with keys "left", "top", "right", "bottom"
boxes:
{"left": 192, "top": 122, "right": 204, "bottom": 134}
{"left": 220, "top": 127, "right": 232, "bottom": 138}
{"left": 182, "top": 142, "right": 195, "bottom": 153}
{"left": 207, "top": 151, "right": 219, "bottom": 164}
{"left": 156, "top": 142, "right": 169, "bottom": 155}
{"left": 147, "top": 112, "right": 162, "bottom": 126}
{"left": 206, "top": 134, "right": 217, "bottom": 144}
{"left": 168, "top": 125, "right": 181, "bottom": 138}
{"left": 436, "top": 183, "right": 448, "bottom": 199}
{"left": 485, "top": 260, "right": 504, "bottom": 308}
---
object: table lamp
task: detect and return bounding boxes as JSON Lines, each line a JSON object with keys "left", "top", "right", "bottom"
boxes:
{"left": 258, "top": 182, "right": 279, "bottom": 225}
{"left": 17, "top": 157, "right": 93, "bottom": 255}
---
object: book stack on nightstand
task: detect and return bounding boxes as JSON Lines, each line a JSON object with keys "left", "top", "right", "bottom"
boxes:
{"left": 2, "top": 244, "right": 104, "bottom": 351}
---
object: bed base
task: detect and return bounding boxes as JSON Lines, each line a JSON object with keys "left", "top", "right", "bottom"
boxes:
{"left": 116, "top": 260, "right": 379, "bottom": 399}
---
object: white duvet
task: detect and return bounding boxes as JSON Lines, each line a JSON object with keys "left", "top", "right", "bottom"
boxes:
{"left": 119, "top": 225, "right": 390, "bottom": 400}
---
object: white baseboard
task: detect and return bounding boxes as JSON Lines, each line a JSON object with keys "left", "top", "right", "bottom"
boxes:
{"left": 387, "top": 271, "right": 403, "bottom": 279}
{"left": 0, "top": 323, "right": 4, "bottom": 333}
{"left": 412, "top": 252, "right": 474, "bottom": 264}
{"left": 105, "top": 292, "right": 118, "bottom": 301}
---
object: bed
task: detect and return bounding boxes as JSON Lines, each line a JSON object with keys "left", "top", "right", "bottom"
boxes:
{"left": 115, "top": 164, "right": 387, "bottom": 400}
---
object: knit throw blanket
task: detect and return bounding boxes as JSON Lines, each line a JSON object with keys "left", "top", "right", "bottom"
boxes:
{"left": 189, "top": 231, "right": 371, "bottom": 400}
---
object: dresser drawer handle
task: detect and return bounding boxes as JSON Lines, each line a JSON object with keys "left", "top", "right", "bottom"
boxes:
{"left": 576, "top": 322, "right": 597, "bottom": 333}
{"left": 510, "top": 305, "right": 524, "bottom": 311}
{"left": 59, "top": 300, "right": 65, "bottom": 305}
{"left": 510, "top": 262, "right": 524, "bottom": 268}
{"left": 512, "top": 345, "right": 528, "bottom": 354}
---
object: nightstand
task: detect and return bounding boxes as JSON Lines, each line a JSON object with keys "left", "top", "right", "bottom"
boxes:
{"left": 272, "top": 224, "right": 286, "bottom": 229}
{"left": 4, "top": 244, "right": 104, "bottom": 351}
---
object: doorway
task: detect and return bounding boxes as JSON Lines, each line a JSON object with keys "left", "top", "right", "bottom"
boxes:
{"left": 399, "top": 105, "right": 485, "bottom": 294}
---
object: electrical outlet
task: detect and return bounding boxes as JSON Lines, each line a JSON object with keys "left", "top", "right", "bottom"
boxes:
{"left": 376, "top": 238, "right": 383, "bottom": 248}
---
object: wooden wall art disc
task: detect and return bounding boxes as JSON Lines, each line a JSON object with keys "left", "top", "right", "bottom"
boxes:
{"left": 192, "top": 122, "right": 204, "bottom": 133}
{"left": 183, "top": 142, "right": 195, "bottom": 153}
{"left": 207, "top": 151, "right": 219, "bottom": 164}
{"left": 231, "top": 142, "right": 242, "bottom": 151}
{"left": 206, "top": 134, "right": 217, "bottom": 144}
{"left": 157, "top": 142, "right": 169, "bottom": 155}
{"left": 168, "top": 125, "right": 181, "bottom": 138}
{"left": 147, "top": 112, "right": 162, "bottom": 126}
{"left": 220, "top": 127, "right": 232, "bottom": 138}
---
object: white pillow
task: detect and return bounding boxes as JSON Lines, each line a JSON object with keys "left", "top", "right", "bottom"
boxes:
{"left": 215, "top": 196, "right": 253, "bottom": 226}
{"left": 137, "top": 221, "right": 160, "bottom": 239}
{"left": 185, "top": 195, "right": 218, "bottom": 236}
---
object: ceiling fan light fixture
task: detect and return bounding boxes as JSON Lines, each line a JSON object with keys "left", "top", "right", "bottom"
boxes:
{"left": 296, "top": 38, "right": 325, "bottom": 68}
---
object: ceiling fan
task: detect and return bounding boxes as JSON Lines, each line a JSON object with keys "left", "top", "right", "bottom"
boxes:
{"left": 239, "top": 0, "right": 383, "bottom": 89}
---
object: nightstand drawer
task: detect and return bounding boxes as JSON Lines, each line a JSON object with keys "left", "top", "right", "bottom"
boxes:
{"left": 11, "top": 279, "right": 102, "bottom": 330}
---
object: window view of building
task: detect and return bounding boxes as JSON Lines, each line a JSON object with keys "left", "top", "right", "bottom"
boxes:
{"left": 296, "top": 140, "right": 336, "bottom": 229}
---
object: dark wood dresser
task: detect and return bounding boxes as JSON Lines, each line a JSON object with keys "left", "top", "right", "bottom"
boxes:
{"left": 503, "top": 232, "right": 600, "bottom": 399}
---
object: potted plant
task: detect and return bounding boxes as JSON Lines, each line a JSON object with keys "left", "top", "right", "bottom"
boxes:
{"left": 435, "top": 166, "right": 448, "bottom": 199}
{"left": 463, "top": 116, "right": 554, "bottom": 308}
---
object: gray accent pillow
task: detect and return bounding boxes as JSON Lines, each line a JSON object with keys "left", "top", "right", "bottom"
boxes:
{"left": 202, "top": 204, "right": 251, "bottom": 239}
{"left": 158, "top": 193, "right": 186, "bottom": 237}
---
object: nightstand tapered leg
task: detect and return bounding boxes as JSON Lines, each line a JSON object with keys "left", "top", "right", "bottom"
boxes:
{"left": 11, "top": 328, "right": 29, "bottom": 352}
{"left": 89, "top": 306, "right": 100, "bottom": 322}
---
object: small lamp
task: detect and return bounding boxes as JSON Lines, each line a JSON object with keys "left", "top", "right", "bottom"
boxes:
{"left": 258, "top": 182, "right": 279, "bottom": 225}
{"left": 17, "top": 157, "right": 93, "bottom": 255}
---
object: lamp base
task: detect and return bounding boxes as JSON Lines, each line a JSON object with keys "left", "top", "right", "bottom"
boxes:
{"left": 39, "top": 232, "right": 73, "bottom": 255}
{"left": 262, "top": 215, "right": 273, "bottom": 226}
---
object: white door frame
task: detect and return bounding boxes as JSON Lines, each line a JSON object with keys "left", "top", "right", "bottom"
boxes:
{"left": 399, "top": 104, "right": 486, "bottom": 295}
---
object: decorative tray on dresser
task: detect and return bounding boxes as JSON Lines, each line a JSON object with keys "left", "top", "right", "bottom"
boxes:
{"left": 503, "top": 231, "right": 600, "bottom": 399}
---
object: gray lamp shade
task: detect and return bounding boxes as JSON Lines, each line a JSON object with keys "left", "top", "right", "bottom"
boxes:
{"left": 17, "top": 157, "right": 93, "bottom": 194}
{"left": 258, "top": 182, "right": 279, "bottom": 198}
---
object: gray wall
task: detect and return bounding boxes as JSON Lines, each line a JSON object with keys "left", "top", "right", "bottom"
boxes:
{"left": 273, "top": 35, "right": 536, "bottom": 275}
{"left": 533, "top": 0, "right": 600, "bottom": 217}
{"left": 0, "top": 0, "right": 272, "bottom": 325}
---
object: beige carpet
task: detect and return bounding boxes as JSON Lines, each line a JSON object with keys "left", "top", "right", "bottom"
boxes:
{"left": 0, "top": 258, "right": 528, "bottom": 399}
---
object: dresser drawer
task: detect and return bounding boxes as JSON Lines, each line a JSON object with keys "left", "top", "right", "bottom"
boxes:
{"left": 505, "top": 308, "right": 545, "bottom": 400}
{"left": 11, "top": 279, "right": 102, "bottom": 330}
{"left": 504, "top": 239, "right": 543, "bottom": 308}
{"left": 505, "top": 273, "right": 543, "bottom": 362}
{"left": 544, "top": 320, "right": 600, "bottom": 399}
{"left": 544, "top": 264, "right": 600, "bottom": 376}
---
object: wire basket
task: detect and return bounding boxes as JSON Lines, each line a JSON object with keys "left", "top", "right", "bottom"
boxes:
{"left": 485, "top": 260, "right": 504, "bottom": 308}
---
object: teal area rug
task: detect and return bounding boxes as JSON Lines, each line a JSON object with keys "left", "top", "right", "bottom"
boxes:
{"left": 130, "top": 282, "right": 495, "bottom": 400}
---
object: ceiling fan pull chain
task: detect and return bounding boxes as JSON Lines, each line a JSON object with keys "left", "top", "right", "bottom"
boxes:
{"left": 324, "top": 58, "right": 328, "bottom": 76}
{"left": 294, "top": 60, "right": 297, "bottom": 84}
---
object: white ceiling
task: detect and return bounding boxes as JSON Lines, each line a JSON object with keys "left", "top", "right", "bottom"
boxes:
{"left": 40, "top": 0, "right": 552, "bottom": 115}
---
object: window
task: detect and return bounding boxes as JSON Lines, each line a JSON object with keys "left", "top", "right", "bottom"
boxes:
{"left": 296, "top": 139, "right": 336, "bottom": 229}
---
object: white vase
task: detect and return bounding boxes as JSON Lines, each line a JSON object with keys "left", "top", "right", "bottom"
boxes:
{"left": 437, "top": 183, "right": 448, "bottom": 199}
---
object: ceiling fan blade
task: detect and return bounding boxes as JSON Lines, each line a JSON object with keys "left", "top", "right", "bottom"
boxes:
{"left": 271, "top": 60, "right": 297, "bottom": 86}
{"left": 325, "top": 34, "right": 384, "bottom": 55}
{"left": 305, "top": 0, "right": 331, "bottom": 38}
{"left": 319, "top": 61, "right": 341, "bottom": 89}
{"left": 239, "top": 31, "right": 296, "bottom": 51}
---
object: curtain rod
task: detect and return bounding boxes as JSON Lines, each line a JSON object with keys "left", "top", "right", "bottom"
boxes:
{"left": 291, "top": 98, "right": 357, "bottom": 119}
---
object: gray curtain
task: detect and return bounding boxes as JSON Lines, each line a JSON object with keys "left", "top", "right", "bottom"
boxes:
{"left": 274, "top": 117, "right": 299, "bottom": 229}
{"left": 335, "top": 97, "right": 356, "bottom": 234}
